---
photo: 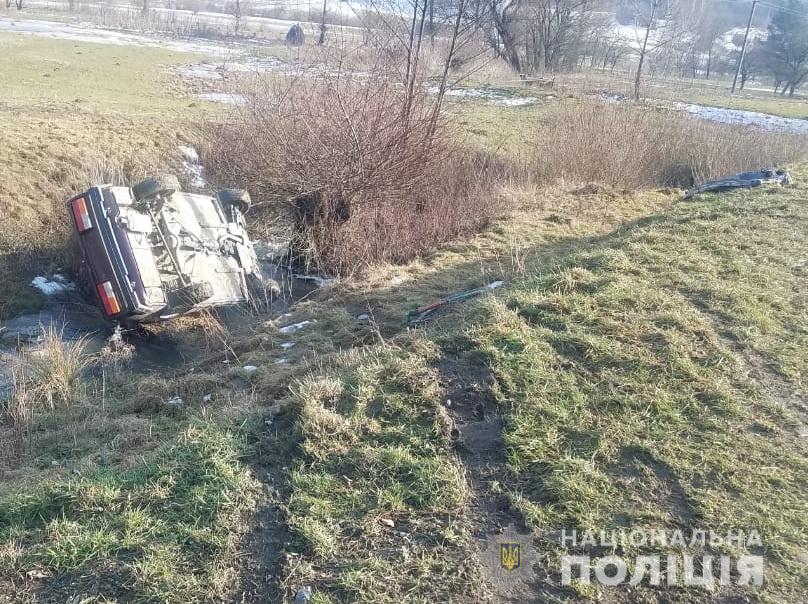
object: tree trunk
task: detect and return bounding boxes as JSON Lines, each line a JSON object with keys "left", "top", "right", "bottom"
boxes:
{"left": 233, "top": 0, "right": 242, "bottom": 34}
{"left": 489, "top": 1, "right": 521, "bottom": 72}
{"left": 428, "top": 0, "right": 434, "bottom": 44}
{"left": 633, "top": 0, "right": 658, "bottom": 101}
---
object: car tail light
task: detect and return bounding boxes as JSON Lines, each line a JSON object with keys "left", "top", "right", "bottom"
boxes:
{"left": 71, "top": 197, "right": 93, "bottom": 233}
{"left": 96, "top": 281, "right": 121, "bottom": 316}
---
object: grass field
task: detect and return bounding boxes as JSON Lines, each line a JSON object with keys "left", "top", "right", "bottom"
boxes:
{"left": 2, "top": 171, "right": 806, "bottom": 601}
{"left": 556, "top": 70, "right": 808, "bottom": 119}
{"left": 277, "top": 169, "right": 808, "bottom": 603}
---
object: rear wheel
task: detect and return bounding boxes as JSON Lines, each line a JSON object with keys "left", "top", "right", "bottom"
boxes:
{"left": 217, "top": 188, "right": 252, "bottom": 216}
{"left": 133, "top": 175, "right": 181, "bottom": 202}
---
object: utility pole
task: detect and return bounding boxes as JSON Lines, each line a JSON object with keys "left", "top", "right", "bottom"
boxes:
{"left": 318, "top": 0, "right": 327, "bottom": 45}
{"left": 731, "top": 0, "right": 758, "bottom": 94}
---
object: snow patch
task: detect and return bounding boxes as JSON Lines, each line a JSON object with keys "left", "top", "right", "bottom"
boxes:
{"left": 673, "top": 102, "right": 808, "bottom": 135}
{"left": 179, "top": 145, "right": 206, "bottom": 188}
{"left": 176, "top": 63, "right": 224, "bottom": 81}
{"left": 197, "top": 92, "right": 248, "bottom": 106}
{"left": 31, "top": 275, "right": 75, "bottom": 296}
{"left": 278, "top": 320, "right": 314, "bottom": 334}
{"left": 433, "top": 85, "right": 539, "bottom": 107}
{"left": 294, "top": 273, "right": 335, "bottom": 288}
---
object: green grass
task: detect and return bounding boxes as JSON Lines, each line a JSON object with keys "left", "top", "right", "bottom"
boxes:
{"left": 0, "top": 32, "right": 202, "bottom": 115}
{"left": 282, "top": 174, "right": 808, "bottom": 602}
{"left": 284, "top": 343, "right": 479, "bottom": 603}
{"left": 0, "top": 420, "right": 258, "bottom": 602}
{"left": 476, "top": 188, "right": 808, "bottom": 600}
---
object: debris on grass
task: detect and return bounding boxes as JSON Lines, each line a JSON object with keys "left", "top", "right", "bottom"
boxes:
{"left": 406, "top": 281, "right": 505, "bottom": 324}
{"left": 685, "top": 168, "right": 792, "bottom": 199}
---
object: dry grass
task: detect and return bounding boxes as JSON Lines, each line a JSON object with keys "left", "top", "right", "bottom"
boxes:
{"left": 532, "top": 100, "right": 808, "bottom": 189}
{"left": 2, "top": 325, "right": 92, "bottom": 457}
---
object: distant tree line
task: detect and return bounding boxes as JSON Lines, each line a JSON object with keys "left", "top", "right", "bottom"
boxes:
{"left": 428, "top": 0, "right": 808, "bottom": 95}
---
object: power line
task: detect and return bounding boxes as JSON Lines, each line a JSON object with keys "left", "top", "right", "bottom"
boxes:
{"left": 758, "top": 1, "right": 806, "bottom": 15}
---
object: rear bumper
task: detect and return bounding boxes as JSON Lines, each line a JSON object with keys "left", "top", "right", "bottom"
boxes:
{"left": 69, "top": 187, "right": 162, "bottom": 320}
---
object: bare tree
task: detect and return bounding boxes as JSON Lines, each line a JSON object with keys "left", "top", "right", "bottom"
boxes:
{"left": 527, "top": 0, "right": 592, "bottom": 72}
{"left": 488, "top": 0, "right": 523, "bottom": 71}
{"left": 631, "top": 0, "right": 696, "bottom": 100}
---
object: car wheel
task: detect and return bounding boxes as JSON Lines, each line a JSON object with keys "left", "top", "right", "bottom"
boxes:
{"left": 217, "top": 188, "right": 252, "bottom": 215}
{"left": 166, "top": 281, "right": 214, "bottom": 311}
{"left": 132, "top": 175, "right": 181, "bottom": 202}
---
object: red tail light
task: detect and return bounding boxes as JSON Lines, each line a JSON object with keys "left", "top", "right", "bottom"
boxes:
{"left": 97, "top": 281, "right": 122, "bottom": 316}
{"left": 71, "top": 197, "right": 93, "bottom": 233}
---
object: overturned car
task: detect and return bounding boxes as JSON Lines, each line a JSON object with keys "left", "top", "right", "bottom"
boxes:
{"left": 68, "top": 175, "right": 269, "bottom": 322}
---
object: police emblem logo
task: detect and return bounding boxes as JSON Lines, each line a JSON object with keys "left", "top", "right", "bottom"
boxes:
{"left": 482, "top": 525, "right": 536, "bottom": 596}
{"left": 500, "top": 542, "right": 521, "bottom": 571}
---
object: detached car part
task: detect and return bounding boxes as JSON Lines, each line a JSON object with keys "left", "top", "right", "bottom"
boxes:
{"left": 684, "top": 168, "right": 792, "bottom": 200}
{"left": 68, "top": 175, "right": 267, "bottom": 322}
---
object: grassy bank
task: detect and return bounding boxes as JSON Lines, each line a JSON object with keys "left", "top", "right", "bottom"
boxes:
{"left": 1, "top": 23, "right": 806, "bottom": 603}
{"left": 281, "top": 172, "right": 807, "bottom": 602}
{"left": 2, "top": 168, "right": 805, "bottom": 602}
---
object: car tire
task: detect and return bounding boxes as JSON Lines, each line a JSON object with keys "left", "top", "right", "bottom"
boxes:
{"left": 166, "top": 281, "right": 214, "bottom": 311}
{"left": 132, "top": 175, "right": 181, "bottom": 202}
{"left": 217, "top": 188, "right": 252, "bottom": 215}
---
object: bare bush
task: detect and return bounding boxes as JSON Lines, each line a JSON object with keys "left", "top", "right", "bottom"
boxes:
{"left": 204, "top": 73, "right": 518, "bottom": 274}
{"left": 532, "top": 100, "right": 808, "bottom": 189}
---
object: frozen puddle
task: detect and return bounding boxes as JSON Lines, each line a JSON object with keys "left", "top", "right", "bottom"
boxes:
{"left": 673, "top": 102, "right": 808, "bottom": 135}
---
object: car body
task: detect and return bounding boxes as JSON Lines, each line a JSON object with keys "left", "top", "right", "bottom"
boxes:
{"left": 68, "top": 176, "right": 265, "bottom": 322}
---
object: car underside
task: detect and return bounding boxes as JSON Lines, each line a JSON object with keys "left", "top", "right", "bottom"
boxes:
{"left": 68, "top": 175, "right": 269, "bottom": 322}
